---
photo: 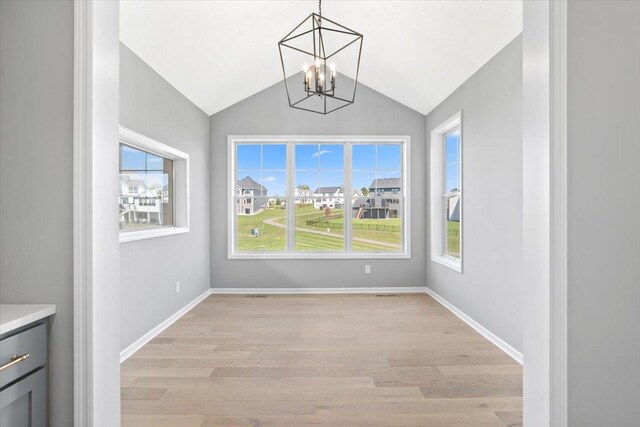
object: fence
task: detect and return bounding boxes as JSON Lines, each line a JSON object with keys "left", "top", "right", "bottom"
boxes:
{"left": 305, "top": 214, "right": 343, "bottom": 227}
{"left": 306, "top": 215, "right": 401, "bottom": 233}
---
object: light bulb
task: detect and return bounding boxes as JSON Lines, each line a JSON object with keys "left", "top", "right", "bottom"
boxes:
{"left": 315, "top": 57, "right": 321, "bottom": 68}
{"left": 303, "top": 63, "right": 309, "bottom": 72}
{"left": 329, "top": 63, "right": 335, "bottom": 71}
{"left": 319, "top": 72, "right": 325, "bottom": 82}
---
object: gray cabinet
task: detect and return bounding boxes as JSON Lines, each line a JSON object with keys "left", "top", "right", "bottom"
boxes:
{"left": 0, "top": 368, "right": 46, "bottom": 427}
{"left": 0, "top": 322, "right": 48, "bottom": 427}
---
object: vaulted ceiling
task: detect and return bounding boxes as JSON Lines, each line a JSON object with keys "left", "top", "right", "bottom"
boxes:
{"left": 120, "top": 0, "right": 522, "bottom": 116}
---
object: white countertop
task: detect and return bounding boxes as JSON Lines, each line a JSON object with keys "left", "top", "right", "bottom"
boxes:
{"left": 0, "top": 305, "right": 56, "bottom": 335}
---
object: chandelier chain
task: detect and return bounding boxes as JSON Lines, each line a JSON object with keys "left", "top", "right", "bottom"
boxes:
{"left": 318, "top": 0, "right": 322, "bottom": 18}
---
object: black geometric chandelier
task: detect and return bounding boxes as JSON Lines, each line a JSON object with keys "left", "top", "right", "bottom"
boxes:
{"left": 278, "top": 0, "right": 363, "bottom": 115}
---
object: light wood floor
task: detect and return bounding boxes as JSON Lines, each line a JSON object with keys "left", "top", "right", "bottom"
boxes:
{"left": 121, "top": 294, "right": 522, "bottom": 427}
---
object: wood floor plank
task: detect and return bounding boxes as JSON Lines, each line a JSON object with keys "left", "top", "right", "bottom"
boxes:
{"left": 201, "top": 412, "right": 507, "bottom": 427}
{"left": 121, "top": 294, "right": 522, "bottom": 426}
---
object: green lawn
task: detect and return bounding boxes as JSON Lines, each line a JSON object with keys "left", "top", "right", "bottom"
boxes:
{"left": 447, "top": 220, "right": 460, "bottom": 257}
{"left": 295, "top": 205, "right": 402, "bottom": 248}
{"left": 236, "top": 204, "right": 402, "bottom": 252}
{"left": 236, "top": 208, "right": 286, "bottom": 251}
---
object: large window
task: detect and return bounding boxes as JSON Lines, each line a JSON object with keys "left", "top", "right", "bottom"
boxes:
{"left": 229, "top": 137, "right": 410, "bottom": 259}
{"left": 430, "top": 112, "right": 462, "bottom": 272}
{"left": 119, "top": 127, "right": 190, "bottom": 243}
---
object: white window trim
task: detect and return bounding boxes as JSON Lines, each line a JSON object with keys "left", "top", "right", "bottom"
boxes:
{"left": 119, "top": 126, "right": 190, "bottom": 243}
{"left": 228, "top": 135, "right": 411, "bottom": 259}
{"left": 430, "top": 112, "right": 463, "bottom": 273}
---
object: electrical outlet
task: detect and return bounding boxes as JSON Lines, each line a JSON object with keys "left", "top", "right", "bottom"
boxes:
{"left": 365, "top": 265, "right": 371, "bottom": 274}
{"left": 176, "top": 281, "right": 181, "bottom": 293}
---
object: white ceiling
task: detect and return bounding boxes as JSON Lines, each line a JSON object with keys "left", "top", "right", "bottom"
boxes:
{"left": 120, "top": 0, "right": 522, "bottom": 116}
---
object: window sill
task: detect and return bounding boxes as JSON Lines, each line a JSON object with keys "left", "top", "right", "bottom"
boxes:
{"left": 120, "top": 227, "right": 189, "bottom": 243}
{"left": 431, "top": 255, "right": 462, "bottom": 273}
{"left": 229, "top": 252, "right": 411, "bottom": 260}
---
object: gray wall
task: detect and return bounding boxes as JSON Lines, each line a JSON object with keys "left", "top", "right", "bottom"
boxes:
{"left": 425, "top": 36, "right": 523, "bottom": 352}
{"left": 209, "top": 80, "right": 426, "bottom": 289}
{"left": 567, "top": 2, "right": 640, "bottom": 424}
{"left": 119, "top": 44, "right": 211, "bottom": 350}
{"left": 0, "top": 1, "right": 74, "bottom": 425}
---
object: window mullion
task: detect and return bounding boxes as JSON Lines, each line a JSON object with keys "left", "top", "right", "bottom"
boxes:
{"left": 344, "top": 142, "right": 352, "bottom": 253}
{"left": 286, "top": 141, "right": 295, "bottom": 252}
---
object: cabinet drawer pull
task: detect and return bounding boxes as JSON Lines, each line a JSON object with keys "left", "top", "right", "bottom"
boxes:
{"left": 0, "top": 353, "right": 30, "bottom": 372}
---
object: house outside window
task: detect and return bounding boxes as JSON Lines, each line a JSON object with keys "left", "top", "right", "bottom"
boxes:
{"left": 229, "top": 136, "right": 410, "bottom": 259}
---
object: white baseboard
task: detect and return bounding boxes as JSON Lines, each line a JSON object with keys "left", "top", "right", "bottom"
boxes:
{"left": 119, "top": 288, "right": 213, "bottom": 363}
{"left": 424, "top": 287, "right": 523, "bottom": 365}
{"left": 210, "top": 287, "right": 426, "bottom": 295}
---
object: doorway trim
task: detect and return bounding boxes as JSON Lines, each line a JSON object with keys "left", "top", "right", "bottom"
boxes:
{"left": 73, "top": 0, "right": 121, "bottom": 425}
{"left": 522, "top": 0, "right": 568, "bottom": 425}
{"left": 73, "top": 1, "right": 92, "bottom": 423}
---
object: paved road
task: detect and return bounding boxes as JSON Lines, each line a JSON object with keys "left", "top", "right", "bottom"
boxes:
{"left": 263, "top": 216, "right": 402, "bottom": 249}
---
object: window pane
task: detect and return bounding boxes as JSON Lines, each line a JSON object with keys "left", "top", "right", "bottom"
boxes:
{"left": 352, "top": 171, "right": 375, "bottom": 197}
{"left": 371, "top": 172, "right": 401, "bottom": 195}
{"left": 295, "top": 198, "right": 344, "bottom": 251}
{"left": 318, "top": 170, "right": 344, "bottom": 191}
{"left": 351, "top": 143, "right": 403, "bottom": 252}
{"left": 295, "top": 170, "right": 318, "bottom": 193}
{"left": 446, "top": 131, "right": 460, "bottom": 163}
{"left": 446, "top": 193, "right": 461, "bottom": 258}
{"left": 263, "top": 171, "right": 286, "bottom": 198}
{"left": 237, "top": 145, "right": 261, "bottom": 170}
{"left": 236, "top": 170, "right": 262, "bottom": 195}
{"left": 120, "top": 144, "right": 145, "bottom": 170}
{"left": 295, "top": 144, "right": 319, "bottom": 170}
{"left": 377, "top": 144, "right": 402, "bottom": 171}
{"left": 318, "top": 144, "right": 343, "bottom": 170}
{"left": 445, "top": 162, "right": 460, "bottom": 193}
{"left": 352, "top": 197, "right": 402, "bottom": 252}
{"left": 352, "top": 144, "right": 375, "bottom": 170}
{"left": 444, "top": 128, "right": 461, "bottom": 258}
{"left": 146, "top": 153, "right": 164, "bottom": 171}
{"left": 119, "top": 144, "right": 174, "bottom": 231}
{"left": 236, "top": 145, "right": 287, "bottom": 253}
{"left": 262, "top": 144, "right": 286, "bottom": 170}
{"left": 236, "top": 198, "right": 287, "bottom": 251}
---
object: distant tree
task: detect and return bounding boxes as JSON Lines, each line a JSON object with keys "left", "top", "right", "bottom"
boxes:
{"left": 299, "top": 184, "right": 310, "bottom": 190}
{"left": 361, "top": 187, "right": 369, "bottom": 196}
{"left": 276, "top": 198, "right": 282, "bottom": 206}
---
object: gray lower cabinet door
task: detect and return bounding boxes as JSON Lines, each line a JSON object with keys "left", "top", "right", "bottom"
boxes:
{"left": 0, "top": 368, "right": 46, "bottom": 427}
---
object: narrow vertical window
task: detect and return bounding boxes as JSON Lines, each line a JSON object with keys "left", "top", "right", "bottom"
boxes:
{"left": 351, "top": 144, "right": 403, "bottom": 252}
{"left": 294, "top": 143, "right": 345, "bottom": 251}
{"left": 235, "top": 144, "right": 287, "bottom": 251}
{"left": 444, "top": 130, "right": 461, "bottom": 258}
{"left": 430, "top": 112, "right": 462, "bottom": 272}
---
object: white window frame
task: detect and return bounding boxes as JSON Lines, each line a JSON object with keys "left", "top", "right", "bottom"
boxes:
{"left": 119, "top": 126, "right": 190, "bottom": 243}
{"left": 430, "top": 112, "right": 463, "bottom": 273}
{"left": 228, "top": 135, "right": 411, "bottom": 259}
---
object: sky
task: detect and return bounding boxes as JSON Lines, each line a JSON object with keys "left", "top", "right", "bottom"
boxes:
{"left": 237, "top": 144, "right": 402, "bottom": 197}
{"left": 120, "top": 144, "right": 170, "bottom": 189}
{"left": 445, "top": 131, "right": 461, "bottom": 192}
